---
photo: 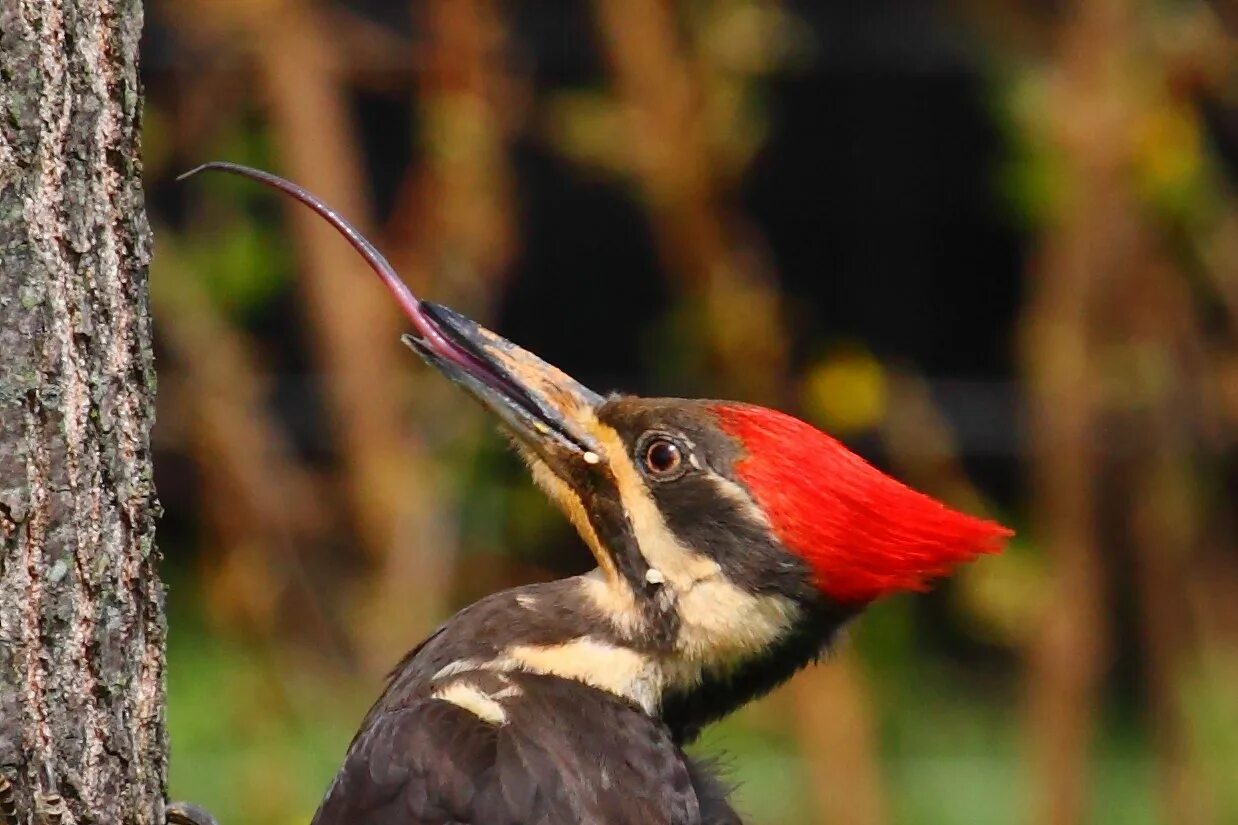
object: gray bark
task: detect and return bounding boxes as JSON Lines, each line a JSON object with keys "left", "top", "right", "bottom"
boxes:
{"left": 0, "top": 0, "right": 166, "bottom": 823}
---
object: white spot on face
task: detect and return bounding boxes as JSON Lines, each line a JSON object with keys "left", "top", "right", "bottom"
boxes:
{"left": 583, "top": 450, "right": 601, "bottom": 465}
{"left": 645, "top": 567, "right": 665, "bottom": 585}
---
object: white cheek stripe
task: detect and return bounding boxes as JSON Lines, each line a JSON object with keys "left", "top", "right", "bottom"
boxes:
{"left": 590, "top": 425, "right": 800, "bottom": 670}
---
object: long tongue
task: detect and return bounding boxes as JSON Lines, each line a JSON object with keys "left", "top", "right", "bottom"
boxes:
{"left": 176, "top": 161, "right": 494, "bottom": 379}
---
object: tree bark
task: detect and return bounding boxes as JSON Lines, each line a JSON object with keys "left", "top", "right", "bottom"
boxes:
{"left": 0, "top": 1, "right": 165, "bottom": 823}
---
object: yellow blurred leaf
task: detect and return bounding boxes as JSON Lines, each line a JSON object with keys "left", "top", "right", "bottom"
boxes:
{"left": 801, "top": 346, "right": 888, "bottom": 435}
{"left": 954, "top": 538, "right": 1045, "bottom": 648}
{"left": 1133, "top": 99, "right": 1204, "bottom": 207}
{"left": 541, "top": 91, "right": 633, "bottom": 179}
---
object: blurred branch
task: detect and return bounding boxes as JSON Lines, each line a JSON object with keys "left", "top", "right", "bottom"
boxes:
{"left": 380, "top": 0, "right": 523, "bottom": 491}
{"left": 1126, "top": 380, "right": 1217, "bottom": 825}
{"left": 1193, "top": 206, "right": 1238, "bottom": 332}
{"left": 325, "top": 7, "right": 419, "bottom": 94}
{"left": 1006, "top": 1, "right": 1231, "bottom": 823}
{"left": 1021, "top": 226, "right": 1111, "bottom": 825}
{"left": 1116, "top": 225, "right": 1229, "bottom": 825}
{"left": 394, "top": 0, "right": 521, "bottom": 312}
{"left": 592, "top": 0, "right": 788, "bottom": 402}
{"left": 151, "top": 234, "right": 346, "bottom": 664}
{"left": 1016, "top": 4, "right": 1130, "bottom": 824}
{"left": 789, "top": 654, "right": 889, "bottom": 825}
{"left": 159, "top": 1, "right": 419, "bottom": 91}
{"left": 251, "top": 0, "right": 457, "bottom": 672}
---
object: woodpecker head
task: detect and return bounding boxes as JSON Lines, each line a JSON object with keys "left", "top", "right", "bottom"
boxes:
{"left": 185, "top": 163, "right": 1012, "bottom": 733}
{"left": 416, "top": 303, "right": 1006, "bottom": 624}
{"left": 404, "top": 305, "right": 1009, "bottom": 737}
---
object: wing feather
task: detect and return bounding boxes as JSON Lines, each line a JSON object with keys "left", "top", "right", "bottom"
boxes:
{"left": 311, "top": 672, "right": 742, "bottom": 825}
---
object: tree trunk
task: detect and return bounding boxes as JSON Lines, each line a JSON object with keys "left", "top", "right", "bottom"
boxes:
{"left": 0, "top": 0, "right": 165, "bottom": 823}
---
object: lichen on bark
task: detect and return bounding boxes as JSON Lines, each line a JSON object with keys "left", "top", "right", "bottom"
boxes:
{"left": 0, "top": 0, "right": 166, "bottom": 822}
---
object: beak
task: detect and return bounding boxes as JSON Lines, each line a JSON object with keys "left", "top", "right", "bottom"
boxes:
{"left": 175, "top": 162, "right": 604, "bottom": 466}
{"left": 402, "top": 302, "right": 604, "bottom": 464}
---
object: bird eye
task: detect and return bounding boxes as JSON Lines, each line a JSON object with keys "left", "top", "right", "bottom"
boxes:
{"left": 642, "top": 438, "right": 684, "bottom": 478}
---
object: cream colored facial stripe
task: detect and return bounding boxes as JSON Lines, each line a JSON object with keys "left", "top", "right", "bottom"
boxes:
{"left": 522, "top": 416, "right": 797, "bottom": 678}
{"left": 590, "top": 424, "right": 726, "bottom": 590}
{"left": 704, "top": 471, "right": 773, "bottom": 529}
{"left": 672, "top": 585, "right": 799, "bottom": 668}
{"left": 589, "top": 423, "right": 799, "bottom": 669}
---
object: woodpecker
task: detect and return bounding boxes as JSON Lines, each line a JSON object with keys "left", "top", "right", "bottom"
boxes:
{"left": 183, "top": 162, "right": 1011, "bottom": 825}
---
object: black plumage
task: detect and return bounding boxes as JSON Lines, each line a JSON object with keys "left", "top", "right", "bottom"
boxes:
{"left": 312, "top": 670, "right": 740, "bottom": 825}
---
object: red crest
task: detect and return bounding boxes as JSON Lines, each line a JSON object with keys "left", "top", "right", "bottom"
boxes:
{"left": 712, "top": 404, "right": 1011, "bottom": 604}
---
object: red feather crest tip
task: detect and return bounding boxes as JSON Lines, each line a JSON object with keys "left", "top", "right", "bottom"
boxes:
{"left": 712, "top": 403, "right": 1012, "bottom": 605}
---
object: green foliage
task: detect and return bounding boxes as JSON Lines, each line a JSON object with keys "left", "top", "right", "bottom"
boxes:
{"left": 178, "top": 128, "right": 291, "bottom": 316}
{"left": 181, "top": 219, "right": 290, "bottom": 316}
{"left": 167, "top": 594, "right": 369, "bottom": 825}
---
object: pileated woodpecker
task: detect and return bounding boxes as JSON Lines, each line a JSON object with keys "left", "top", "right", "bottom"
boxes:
{"left": 184, "top": 162, "right": 1011, "bottom": 825}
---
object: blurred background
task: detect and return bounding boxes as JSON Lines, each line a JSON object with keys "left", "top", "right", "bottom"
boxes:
{"left": 140, "top": 1, "right": 1238, "bottom": 823}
